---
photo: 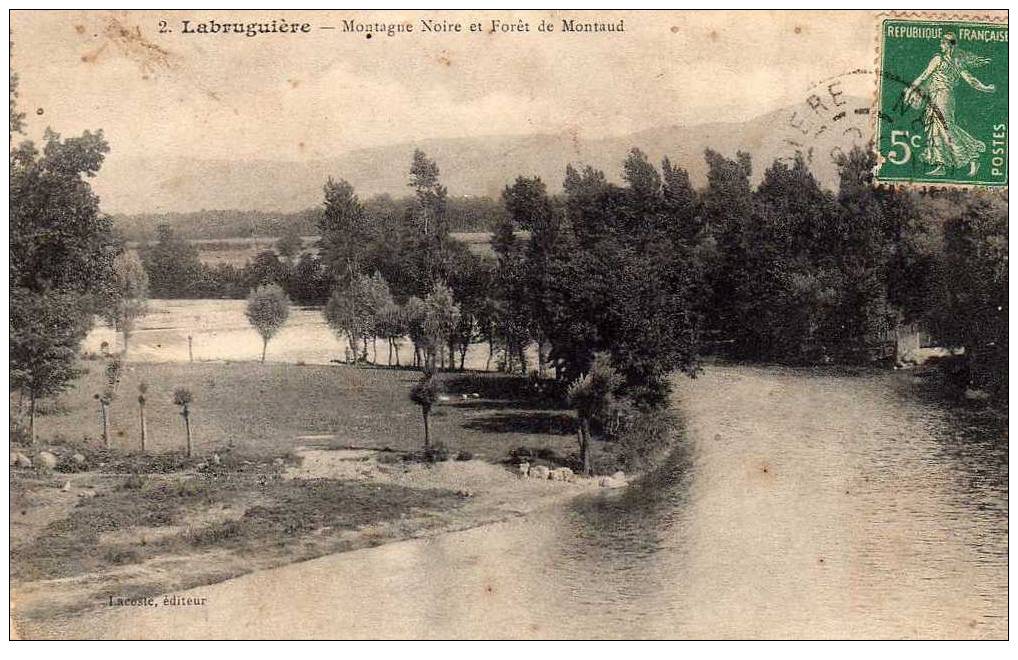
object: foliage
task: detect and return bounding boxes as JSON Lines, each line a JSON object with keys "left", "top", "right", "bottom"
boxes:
{"left": 9, "top": 289, "right": 91, "bottom": 440}
{"left": 172, "top": 387, "right": 193, "bottom": 408}
{"left": 245, "top": 284, "right": 291, "bottom": 361}
{"left": 103, "top": 251, "right": 149, "bottom": 351}
{"left": 275, "top": 226, "right": 304, "bottom": 261}
{"left": 409, "top": 370, "right": 443, "bottom": 448}
{"left": 567, "top": 353, "right": 623, "bottom": 474}
{"left": 140, "top": 225, "right": 203, "bottom": 297}
{"left": 9, "top": 82, "right": 118, "bottom": 440}
{"left": 323, "top": 272, "right": 392, "bottom": 360}
{"left": 318, "top": 178, "right": 369, "bottom": 286}
{"left": 409, "top": 149, "right": 449, "bottom": 238}
{"left": 424, "top": 282, "right": 461, "bottom": 369}
{"left": 929, "top": 195, "right": 1008, "bottom": 397}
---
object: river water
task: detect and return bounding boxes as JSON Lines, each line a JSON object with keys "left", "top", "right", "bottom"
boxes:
{"left": 320, "top": 365, "right": 1006, "bottom": 639}
{"left": 39, "top": 364, "right": 1008, "bottom": 639}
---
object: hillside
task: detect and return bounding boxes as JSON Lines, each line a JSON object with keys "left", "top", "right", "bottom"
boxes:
{"left": 95, "top": 96, "right": 872, "bottom": 217}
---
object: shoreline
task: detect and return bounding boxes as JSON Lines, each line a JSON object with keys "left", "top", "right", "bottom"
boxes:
{"left": 11, "top": 446, "right": 605, "bottom": 639}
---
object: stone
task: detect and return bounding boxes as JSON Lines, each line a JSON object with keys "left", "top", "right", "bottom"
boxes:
{"left": 598, "top": 476, "right": 626, "bottom": 489}
{"left": 964, "top": 388, "right": 990, "bottom": 401}
{"left": 71, "top": 453, "right": 86, "bottom": 465}
{"left": 62, "top": 481, "right": 71, "bottom": 492}
{"left": 456, "top": 489, "right": 473, "bottom": 498}
{"left": 12, "top": 452, "right": 32, "bottom": 469}
{"left": 273, "top": 457, "right": 285, "bottom": 466}
{"left": 529, "top": 465, "right": 550, "bottom": 480}
{"left": 549, "top": 467, "right": 574, "bottom": 482}
{"left": 211, "top": 453, "right": 221, "bottom": 465}
{"left": 611, "top": 470, "right": 626, "bottom": 482}
{"left": 35, "top": 451, "right": 58, "bottom": 469}
{"left": 516, "top": 462, "right": 530, "bottom": 477}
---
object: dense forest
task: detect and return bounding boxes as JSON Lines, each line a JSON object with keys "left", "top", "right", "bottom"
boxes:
{"left": 134, "top": 147, "right": 1007, "bottom": 407}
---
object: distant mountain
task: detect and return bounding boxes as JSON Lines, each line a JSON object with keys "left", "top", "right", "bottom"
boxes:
{"left": 94, "top": 96, "right": 872, "bottom": 215}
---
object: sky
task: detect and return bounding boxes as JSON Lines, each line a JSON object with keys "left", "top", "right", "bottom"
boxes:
{"left": 12, "top": 9, "right": 878, "bottom": 162}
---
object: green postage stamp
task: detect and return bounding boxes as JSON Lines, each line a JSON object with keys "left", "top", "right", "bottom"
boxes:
{"left": 876, "top": 18, "right": 1008, "bottom": 187}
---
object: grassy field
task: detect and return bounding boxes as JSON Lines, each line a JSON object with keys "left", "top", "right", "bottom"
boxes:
{"left": 125, "top": 232, "right": 504, "bottom": 266}
{"left": 31, "top": 360, "right": 579, "bottom": 461}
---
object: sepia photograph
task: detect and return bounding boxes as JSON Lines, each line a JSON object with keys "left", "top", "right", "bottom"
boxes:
{"left": 7, "top": 7, "right": 1009, "bottom": 640}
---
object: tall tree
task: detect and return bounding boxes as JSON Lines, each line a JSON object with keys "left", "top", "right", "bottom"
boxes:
{"left": 932, "top": 195, "right": 1008, "bottom": 396}
{"left": 9, "top": 290, "right": 89, "bottom": 444}
{"left": 409, "top": 149, "right": 448, "bottom": 239}
{"left": 424, "top": 282, "right": 461, "bottom": 371}
{"left": 10, "top": 79, "right": 119, "bottom": 442}
{"left": 318, "top": 178, "right": 369, "bottom": 287}
{"left": 104, "top": 251, "right": 149, "bottom": 354}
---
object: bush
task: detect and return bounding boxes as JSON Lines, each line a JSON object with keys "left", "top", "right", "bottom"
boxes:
{"left": 375, "top": 452, "right": 403, "bottom": 465}
{"left": 423, "top": 445, "right": 450, "bottom": 463}
{"left": 615, "top": 408, "right": 679, "bottom": 472}
{"left": 454, "top": 450, "right": 473, "bottom": 461}
{"left": 119, "top": 473, "right": 146, "bottom": 491}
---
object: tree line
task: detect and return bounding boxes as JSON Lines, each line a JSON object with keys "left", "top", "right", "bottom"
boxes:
{"left": 10, "top": 67, "right": 1007, "bottom": 465}
{"left": 113, "top": 195, "right": 506, "bottom": 242}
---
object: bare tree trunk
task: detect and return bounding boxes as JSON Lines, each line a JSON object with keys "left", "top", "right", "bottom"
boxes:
{"left": 537, "top": 339, "right": 547, "bottom": 378}
{"left": 139, "top": 402, "right": 148, "bottom": 452}
{"left": 101, "top": 401, "right": 111, "bottom": 448}
{"left": 580, "top": 417, "right": 592, "bottom": 476}
{"left": 261, "top": 337, "right": 268, "bottom": 363}
{"left": 518, "top": 344, "right": 528, "bottom": 374}
{"left": 373, "top": 336, "right": 378, "bottom": 364}
{"left": 395, "top": 342, "right": 401, "bottom": 367}
{"left": 183, "top": 410, "right": 192, "bottom": 458}
{"left": 123, "top": 328, "right": 130, "bottom": 356}
{"left": 188, "top": 335, "right": 194, "bottom": 363}
{"left": 460, "top": 344, "right": 467, "bottom": 371}
{"left": 486, "top": 339, "right": 493, "bottom": 372}
{"left": 422, "top": 408, "right": 431, "bottom": 449}
{"left": 387, "top": 338, "right": 393, "bottom": 366}
{"left": 28, "top": 391, "right": 36, "bottom": 446}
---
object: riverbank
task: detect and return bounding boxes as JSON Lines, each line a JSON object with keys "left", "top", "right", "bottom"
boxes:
{"left": 11, "top": 444, "right": 602, "bottom": 638}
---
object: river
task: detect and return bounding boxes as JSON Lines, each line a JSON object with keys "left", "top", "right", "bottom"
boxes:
{"left": 35, "top": 364, "right": 1007, "bottom": 639}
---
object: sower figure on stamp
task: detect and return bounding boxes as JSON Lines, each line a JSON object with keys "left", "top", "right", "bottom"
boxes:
{"left": 903, "top": 32, "right": 996, "bottom": 177}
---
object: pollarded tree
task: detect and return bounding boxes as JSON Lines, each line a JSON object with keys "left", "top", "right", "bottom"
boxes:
{"left": 172, "top": 387, "right": 195, "bottom": 457}
{"left": 103, "top": 251, "right": 149, "bottom": 355}
{"left": 95, "top": 357, "right": 122, "bottom": 448}
{"left": 566, "top": 352, "right": 622, "bottom": 475}
{"left": 245, "top": 284, "right": 291, "bottom": 363}
{"left": 409, "top": 370, "right": 442, "bottom": 449}
{"left": 137, "top": 382, "right": 149, "bottom": 452}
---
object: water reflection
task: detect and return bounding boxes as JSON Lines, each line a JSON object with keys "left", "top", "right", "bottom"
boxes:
{"left": 58, "top": 364, "right": 1007, "bottom": 639}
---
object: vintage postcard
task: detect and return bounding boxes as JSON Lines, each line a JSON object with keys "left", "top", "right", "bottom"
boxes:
{"left": 8, "top": 9, "right": 1008, "bottom": 640}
